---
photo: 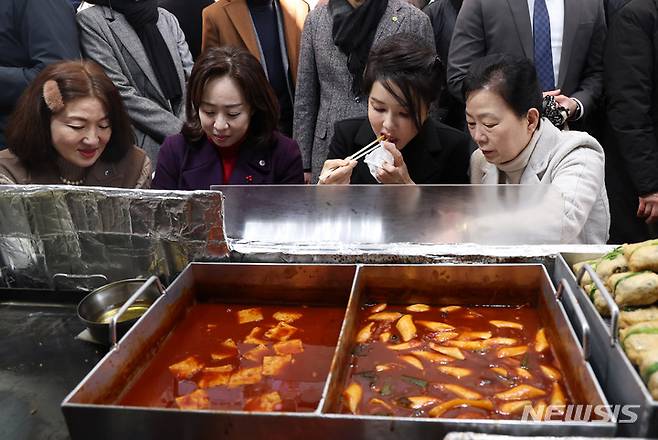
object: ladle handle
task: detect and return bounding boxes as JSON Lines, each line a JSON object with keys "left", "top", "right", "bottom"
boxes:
{"left": 110, "top": 276, "right": 164, "bottom": 348}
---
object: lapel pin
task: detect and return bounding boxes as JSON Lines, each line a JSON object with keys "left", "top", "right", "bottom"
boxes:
{"left": 258, "top": 160, "right": 266, "bottom": 167}
{"left": 246, "top": 175, "right": 254, "bottom": 183}
{"left": 392, "top": 16, "right": 398, "bottom": 22}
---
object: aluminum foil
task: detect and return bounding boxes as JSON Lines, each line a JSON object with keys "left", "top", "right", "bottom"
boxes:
{"left": 0, "top": 185, "right": 228, "bottom": 290}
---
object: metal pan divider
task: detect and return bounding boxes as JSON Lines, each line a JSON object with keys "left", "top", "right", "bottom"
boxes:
{"left": 316, "top": 264, "right": 365, "bottom": 414}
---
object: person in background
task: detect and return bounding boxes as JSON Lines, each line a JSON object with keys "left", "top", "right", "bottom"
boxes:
{"left": 604, "top": 0, "right": 658, "bottom": 243}
{"left": 0, "top": 60, "right": 150, "bottom": 187}
{"left": 201, "top": 0, "right": 309, "bottom": 137}
{"left": 423, "top": 0, "right": 464, "bottom": 130}
{"left": 294, "top": 0, "right": 435, "bottom": 183}
{"left": 319, "top": 34, "right": 469, "bottom": 185}
{"left": 152, "top": 47, "right": 303, "bottom": 190}
{"left": 77, "top": 0, "right": 194, "bottom": 163}
{"left": 159, "top": 0, "right": 213, "bottom": 59}
{"left": 466, "top": 54, "right": 609, "bottom": 244}
{"left": 0, "top": 0, "right": 80, "bottom": 149}
{"left": 448, "top": 0, "right": 606, "bottom": 134}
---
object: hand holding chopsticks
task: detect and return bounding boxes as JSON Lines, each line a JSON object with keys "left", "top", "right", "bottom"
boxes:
{"left": 318, "top": 135, "right": 386, "bottom": 184}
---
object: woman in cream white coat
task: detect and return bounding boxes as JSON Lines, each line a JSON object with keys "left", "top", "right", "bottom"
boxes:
{"left": 465, "top": 54, "right": 609, "bottom": 244}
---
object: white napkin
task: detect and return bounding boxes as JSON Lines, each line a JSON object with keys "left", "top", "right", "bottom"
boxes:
{"left": 364, "top": 144, "right": 394, "bottom": 183}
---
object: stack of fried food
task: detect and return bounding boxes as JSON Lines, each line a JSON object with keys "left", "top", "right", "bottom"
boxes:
{"left": 572, "top": 239, "right": 658, "bottom": 399}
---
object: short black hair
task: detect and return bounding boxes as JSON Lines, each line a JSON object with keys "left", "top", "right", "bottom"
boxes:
{"left": 362, "top": 33, "right": 441, "bottom": 130}
{"left": 462, "top": 53, "right": 542, "bottom": 117}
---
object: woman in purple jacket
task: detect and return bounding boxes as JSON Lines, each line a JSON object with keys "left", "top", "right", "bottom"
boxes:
{"left": 152, "top": 47, "right": 304, "bottom": 189}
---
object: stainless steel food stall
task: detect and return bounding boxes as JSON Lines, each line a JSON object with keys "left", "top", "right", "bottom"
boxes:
{"left": 2, "top": 184, "right": 654, "bottom": 439}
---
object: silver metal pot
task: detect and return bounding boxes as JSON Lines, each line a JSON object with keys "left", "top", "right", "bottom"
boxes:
{"left": 77, "top": 277, "right": 164, "bottom": 345}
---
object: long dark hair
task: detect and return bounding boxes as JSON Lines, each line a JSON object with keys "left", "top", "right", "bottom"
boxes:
{"left": 462, "top": 53, "right": 543, "bottom": 117}
{"left": 182, "top": 46, "right": 279, "bottom": 146}
{"left": 5, "top": 60, "right": 135, "bottom": 170}
{"left": 362, "top": 33, "right": 441, "bottom": 130}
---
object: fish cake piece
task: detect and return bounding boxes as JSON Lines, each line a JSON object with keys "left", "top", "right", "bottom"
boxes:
{"left": 244, "top": 327, "right": 268, "bottom": 345}
{"left": 198, "top": 366, "right": 233, "bottom": 388}
{"left": 168, "top": 356, "right": 204, "bottom": 380}
{"left": 211, "top": 339, "right": 239, "bottom": 361}
{"left": 273, "top": 339, "right": 304, "bottom": 355}
{"left": 264, "top": 321, "right": 298, "bottom": 341}
{"left": 273, "top": 311, "right": 303, "bottom": 323}
{"left": 228, "top": 366, "right": 263, "bottom": 387}
{"left": 242, "top": 344, "right": 269, "bottom": 362}
{"left": 175, "top": 389, "right": 210, "bottom": 410}
{"left": 262, "top": 354, "right": 293, "bottom": 376}
{"left": 244, "top": 391, "right": 283, "bottom": 412}
{"left": 237, "top": 307, "right": 264, "bottom": 324}
{"left": 211, "top": 352, "right": 234, "bottom": 362}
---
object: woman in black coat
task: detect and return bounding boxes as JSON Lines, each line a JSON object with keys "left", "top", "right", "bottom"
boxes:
{"left": 318, "top": 33, "right": 470, "bottom": 185}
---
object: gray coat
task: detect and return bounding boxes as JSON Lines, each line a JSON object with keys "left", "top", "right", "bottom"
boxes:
{"left": 293, "top": 0, "right": 435, "bottom": 181}
{"left": 77, "top": 6, "right": 193, "bottom": 162}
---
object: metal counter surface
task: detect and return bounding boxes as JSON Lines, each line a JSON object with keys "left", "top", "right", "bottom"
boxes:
{"left": 0, "top": 289, "right": 105, "bottom": 440}
{"left": 214, "top": 184, "right": 569, "bottom": 249}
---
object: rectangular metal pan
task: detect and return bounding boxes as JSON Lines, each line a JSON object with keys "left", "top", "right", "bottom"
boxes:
{"left": 321, "top": 264, "right": 614, "bottom": 438}
{"left": 62, "top": 262, "right": 614, "bottom": 439}
{"left": 557, "top": 253, "right": 658, "bottom": 437}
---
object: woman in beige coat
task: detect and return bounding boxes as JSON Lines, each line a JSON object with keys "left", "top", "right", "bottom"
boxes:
{"left": 465, "top": 54, "right": 609, "bottom": 244}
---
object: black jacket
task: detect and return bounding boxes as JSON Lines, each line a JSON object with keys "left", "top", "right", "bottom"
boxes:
{"left": 327, "top": 117, "right": 470, "bottom": 184}
{"left": 423, "top": 0, "right": 464, "bottom": 130}
{"left": 604, "top": 0, "right": 658, "bottom": 241}
{"left": 0, "top": 0, "right": 80, "bottom": 148}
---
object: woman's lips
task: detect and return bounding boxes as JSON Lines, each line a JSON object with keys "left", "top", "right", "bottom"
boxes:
{"left": 213, "top": 134, "right": 228, "bottom": 143}
{"left": 78, "top": 149, "right": 98, "bottom": 159}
